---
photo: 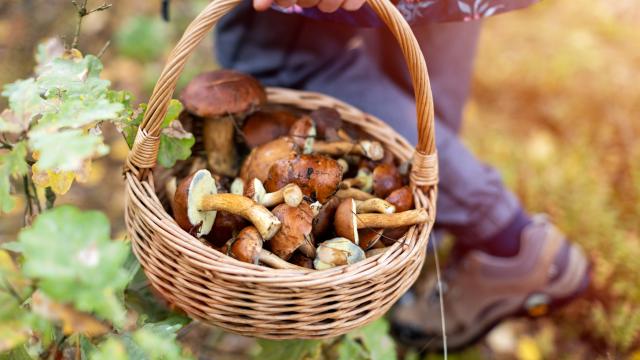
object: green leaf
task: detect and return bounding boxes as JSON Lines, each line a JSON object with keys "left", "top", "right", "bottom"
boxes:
{"left": 254, "top": 339, "right": 323, "bottom": 360}
{"left": 1, "top": 79, "right": 47, "bottom": 130}
{"left": 337, "top": 337, "right": 368, "bottom": 360}
{"left": 0, "top": 141, "right": 29, "bottom": 213}
{"left": 37, "top": 56, "right": 109, "bottom": 97}
{"left": 157, "top": 121, "right": 195, "bottom": 168}
{"left": 343, "top": 319, "right": 397, "bottom": 360}
{"left": 34, "top": 38, "right": 65, "bottom": 74}
{"left": 18, "top": 206, "right": 130, "bottom": 326}
{"left": 0, "top": 345, "right": 33, "bottom": 360}
{"left": 29, "top": 129, "right": 109, "bottom": 172}
{"left": 121, "top": 104, "right": 146, "bottom": 149}
{"left": 34, "top": 97, "right": 123, "bottom": 132}
{"left": 161, "top": 100, "right": 184, "bottom": 129}
{"left": 91, "top": 337, "right": 128, "bottom": 360}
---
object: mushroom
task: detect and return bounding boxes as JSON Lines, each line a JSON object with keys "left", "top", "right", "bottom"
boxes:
{"left": 311, "top": 196, "right": 340, "bottom": 239}
{"left": 381, "top": 186, "right": 415, "bottom": 246}
{"left": 366, "top": 247, "right": 390, "bottom": 258}
{"left": 229, "top": 226, "right": 304, "bottom": 269}
{"left": 180, "top": 70, "right": 266, "bottom": 177}
{"left": 372, "top": 163, "right": 403, "bottom": 198}
{"left": 358, "top": 150, "right": 396, "bottom": 171}
{"left": 241, "top": 110, "right": 298, "bottom": 148}
{"left": 230, "top": 178, "right": 244, "bottom": 195}
{"left": 289, "top": 253, "right": 314, "bottom": 269}
{"left": 204, "top": 211, "right": 248, "bottom": 247}
{"left": 339, "top": 168, "right": 373, "bottom": 193}
{"left": 337, "top": 159, "right": 349, "bottom": 175}
{"left": 288, "top": 115, "right": 316, "bottom": 149}
{"left": 334, "top": 198, "right": 428, "bottom": 246}
{"left": 239, "top": 137, "right": 299, "bottom": 183}
{"left": 310, "top": 107, "right": 353, "bottom": 142}
{"left": 173, "top": 169, "right": 281, "bottom": 239}
{"left": 335, "top": 188, "right": 375, "bottom": 201}
{"left": 265, "top": 154, "right": 343, "bottom": 203}
{"left": 270, "top": 202, "right": 316, "bottom": 259}
{"left": 308, "top": 139, "right": 385, "bottom": 161}
{"left": 314, "top": 237, "right": 366, "bottom": 270}
{"left": 244, "top": 178, "right": 303, "bottom": 207}
{"left": 355, "top": 198, "right": 395, "bottom": 214}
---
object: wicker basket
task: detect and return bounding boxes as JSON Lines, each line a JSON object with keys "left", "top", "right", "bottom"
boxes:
{"left": 124, "top": 0, "right": 438, "bottom": 339}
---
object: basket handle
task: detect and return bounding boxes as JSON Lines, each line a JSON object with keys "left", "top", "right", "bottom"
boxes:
{"left": 125, "top": 0, "right": 438, "bottom": 187}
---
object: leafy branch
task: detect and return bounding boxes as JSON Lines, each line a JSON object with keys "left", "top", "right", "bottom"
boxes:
{"left": 70, "top": 0, "right": 112, "bottom": 50}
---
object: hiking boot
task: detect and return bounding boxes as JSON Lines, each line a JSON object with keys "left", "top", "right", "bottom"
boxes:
{"left": 390, "top": 215, "right": 590, "bottom": 351}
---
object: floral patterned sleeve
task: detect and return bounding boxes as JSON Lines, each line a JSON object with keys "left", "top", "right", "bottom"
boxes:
{"left": 274, "top": 0, "right": 539, "bottom": 26}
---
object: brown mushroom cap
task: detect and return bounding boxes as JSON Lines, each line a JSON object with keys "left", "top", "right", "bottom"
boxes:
{"left": 289, "top": 253, "right": 314, "bottom": 269}
{"left": 312, "top": 196, "right": 341, "bottom": 239}
{"left": 289, "top": 115, "right": 316, "bottom": 149}
{"left": 173, "top": 170, "right": 217, "bottom": 237}
{"left": 205, "top": 211, "right": 248, "bottom": 247}
{"left": 385, "top": 186, "right": 414, "bottom": 212}
{"left": 265, "top": 154, "right": 342, "bottom": 203}
{"left": 310, "top": 107, "right": 342, "bottom": 140}
{"left": 180, "top": 70, "right": 266, "bottom": 118}
{"left": 334, "top": 198, "right": 359, "bottom": 244}
{"left": 270, "top": 202, "right": 315, "bottom": 260}
{"left": 372, "top": 163, "right": 403, "bottom": 198}
{"left": 239, "top": 137, "right": 299, "bottom": 183}
{"left": 242, "top": 110, "right": 298, "bottom": 148}
{"left": 230, "top": 226, "right": 263, "bottom": 264}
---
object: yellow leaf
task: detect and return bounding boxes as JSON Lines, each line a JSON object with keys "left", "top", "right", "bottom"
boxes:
{"left": 31, "top": 292, "right": 110, "bottom": 338}
{"left": 0, "top": 250, "right": 29, "bottom": 293}
{"left": 516, "top": 336, "right": 542, "bottom": 360}
{"left": 0, "top": 322, "right": 29, "bottom": 352}
{"left": 31, "top": 159, "right": 93, "bottom": 194}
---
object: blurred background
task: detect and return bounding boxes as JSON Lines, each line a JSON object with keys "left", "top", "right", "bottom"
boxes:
{"left": 1, "top": 0, "right": 639, "bottom": 358}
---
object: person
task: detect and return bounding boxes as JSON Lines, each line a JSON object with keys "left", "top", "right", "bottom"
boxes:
{"left": 214, "top": 0, "right": 590, "bottom": 350}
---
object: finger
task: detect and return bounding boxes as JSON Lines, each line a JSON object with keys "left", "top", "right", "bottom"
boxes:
{"left": 317, "top": 0, "right": 342, "bottom": 13}
{"left": 298, "top": 0, "right": 320, "bottom": 8}
{"left": 342, "top": 0, "right": 366, "bottom": 11}
{"left": 273, "top": 0, "right": 297, "bottom": 8}
{"left": 253, "top": 0, "right": 273, "bottom": 11}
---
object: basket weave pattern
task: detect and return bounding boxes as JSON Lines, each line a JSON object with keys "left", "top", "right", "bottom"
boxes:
{"left": 124, "top": 0, "right": 438, "bottom": 339}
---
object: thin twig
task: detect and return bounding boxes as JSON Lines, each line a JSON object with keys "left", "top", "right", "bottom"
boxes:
{"left": 70, "top": 0, "right": 112, "bottom": 50}
{"left": 22, "top": 175, "right": 33, "bottom": 218}
{"left": 430, "top": 233, "right": 447, "bottom": 358}
{"left": 29, "top": 178, "right": 42, "bottom": 214}
{"left": 96, "top": 40, "right": 111, "bottom": 59}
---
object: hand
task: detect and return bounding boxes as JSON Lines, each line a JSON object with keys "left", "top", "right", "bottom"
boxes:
{"left": 253, "top": 0, "right": 367, "bottom": 13}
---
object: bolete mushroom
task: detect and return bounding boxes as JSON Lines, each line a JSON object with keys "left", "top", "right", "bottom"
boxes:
{"left": 335, "top": 187, "right": 375, "bottom": 201}
{"left": 244, "top": 178, "right": 303, "bottom": 208}
{"left": 381, "top": 186, "right": 415, "bottom": 246}
{"left": 265, "top": 153, "right": 342, "bottom": 203}
{"left": 288, "top": 115, "right": 316, "bottom": 149}
{"left": 229, "top": 226, "right": 303, "bottom": 269}
{"left": 372, "top": 163, "right": 403, "bottom": 198}
{"left": 355, "top": 198, "right": 395, "bottom": 214}
{"left": 239, "top": 137, "right": 298, "bottom": 183}
{"left": 270, "top": 202, "right": 316, "bottom": 260}
{"left": 204, "top": 211, "right": 248, "bottom": 247}
{"left": 311, "top": 196, "right": 340, "bottom": 239}
{"left": 180, "top": 70, "right": 266, "bottom": 177}
{"left": 334, "top": 198, "right": 428, "bottom": 246}
{"left": 173, "top": 169, "right": 281, "bottom": 239}
{"left": 339, "top": 168, "right": 373, "bottom": 193}
{"left": 309, "top": 107, "right": 353, "bottom": 142}
{"left": 314, "top": 237, "right": 366, "bottom": 270}
{"left": 308, "top": 139, "right": 385, "bottom": 161}
{"left": 241, "top": 110, "right": 298, "bottom": 148}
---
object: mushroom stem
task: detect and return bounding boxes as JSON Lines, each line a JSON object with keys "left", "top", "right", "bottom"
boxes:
{"left": 199, "top": 194, "right": 281, "bottom": 240}
{"left": 203, "top": 117, "right": 239, "bottom": 177}
{"left": 337, "top": 159, "right": 349, "bottom": 175}
{"left": 259, "top": 249, "right": 306, "bottom": 270}
{"left": 355, "top": 208, "right": 428, "bottom": 229}
{"left": 262, "top": 183, "right": 303, "bottom": 208}
{"left": 335, "top": 188, "right": 375, "bottom": 201}
{"left": 339, "top": 168, "right": 372, "bottom": 192}
{"left": 355, "top": 198, "right": 395, "bottom": 214}
{"left": 311, "top": 140, "right": 384, "bottom": 160}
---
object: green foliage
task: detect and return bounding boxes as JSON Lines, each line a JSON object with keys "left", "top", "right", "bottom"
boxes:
{"left": 122, "top": 99, "right": 194, "bottom": 168}
{"left": 18, "top": 206, "right": 130, "bottom": 326}
{"left": 337, "top": 319, "right": 397, "bottom": 360}
{"left": 0, "top": 141, "right": 29, "bottom": 212}
{"left": 115, "top": 16, "right": 168, "bottom": 62}
{"left": 254, "top": 339, "right": 323, "bottom": 360}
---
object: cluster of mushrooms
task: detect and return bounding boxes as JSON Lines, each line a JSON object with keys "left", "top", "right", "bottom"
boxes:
{"left": 168, "top": 70, "right": 428, "bottom": 270}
